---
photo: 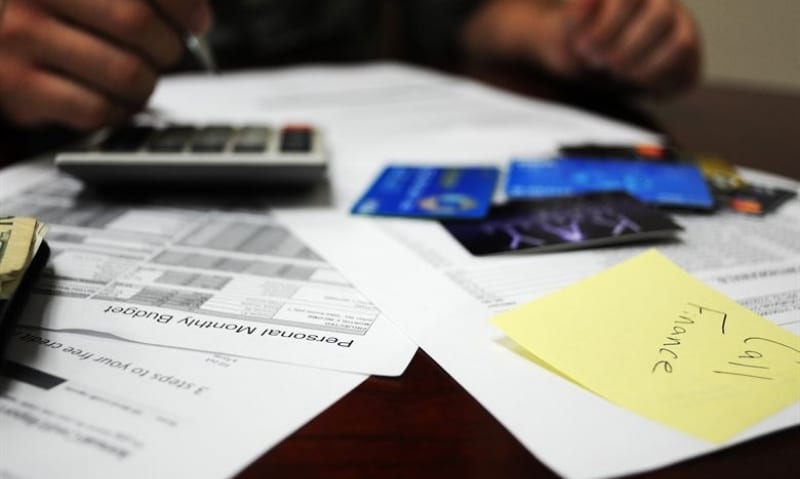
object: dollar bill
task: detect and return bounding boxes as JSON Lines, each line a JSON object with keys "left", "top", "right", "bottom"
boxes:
{"left": 0, "top": 216, "right": 48, "bottom": 299}
{"left": 32, "top": 220, "right": 48, "bottom": 257}
{"left": 0, "top": 216, "right": 37, "bottom": 278}
{"left": 0, "top": 229, "right": 10, "bottom": 269}
{"left": 0, "top": 229, "right": 12, "bottom": 295}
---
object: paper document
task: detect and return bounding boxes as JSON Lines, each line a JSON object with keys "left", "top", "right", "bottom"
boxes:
{"left": 11, "top": 63, "right": 795, "bottom": 477}
{"left": 283, "top": 168, "right": 800, "bottom": 478}
{"left": 149, "top": 63, "right": 658, "bottom": 206}
{"left": 0, "top": 328, "right": 365, "bottom": 479}
{"left": 493, "top": 250, "right": 800, "bottom": 443}
{"left": 0, "top": 164, "right": 415, "bottom": 376}
{"left": 141, "top": 64, "right": 799, "bottom": 476}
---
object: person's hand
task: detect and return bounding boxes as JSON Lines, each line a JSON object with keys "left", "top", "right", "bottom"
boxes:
{"left": 462, "top": 0, "right": 585, "bottom": 78}
{"left": 0, "top": 0, "right": 212, "bottom": 130}
{"left": 568, "top": 0, "right": 701, "bottom": 96}
{"left": 463, "top": 0, "right": 701, "bottom": 98}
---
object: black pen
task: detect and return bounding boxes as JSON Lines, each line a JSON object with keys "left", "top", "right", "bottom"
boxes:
{"left": 147, "top": 1, "right": 218, "bottom": 74}
{"left": 186, "top": 33, "right": 218, "bottom": 73}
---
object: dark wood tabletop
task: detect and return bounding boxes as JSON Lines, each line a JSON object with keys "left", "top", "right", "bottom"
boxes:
{"left": 237, "top": 69, "right": 800, "bottom": 479}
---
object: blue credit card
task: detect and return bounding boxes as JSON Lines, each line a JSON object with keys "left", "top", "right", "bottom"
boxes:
{"left": 351, "top": 165, "right": 499, "bottom": 219}
{"left": 506, "top": 157, "right": 714, "bottom": 209}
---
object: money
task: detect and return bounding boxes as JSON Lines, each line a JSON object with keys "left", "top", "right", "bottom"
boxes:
{"left": 0, "top": 217, "right": 37, "bottom": 278}
{"left": 0, "top": 230, "right": 11, "bottom": 273}
{"left": 0, "top": 216, "right": 48, "bottom": 299}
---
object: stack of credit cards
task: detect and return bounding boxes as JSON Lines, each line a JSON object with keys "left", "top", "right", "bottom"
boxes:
{"left": 351, "top": 145, "right": 796, "bottom": 256}
{"left": 351, "top": 164, "right": 686, "bottom": 257}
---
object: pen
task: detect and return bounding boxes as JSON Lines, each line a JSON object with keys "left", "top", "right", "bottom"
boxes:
{"left": 146, "top": 0, "right": 218, "bottom": 74}
{"left": 186, "top": 33, "right": 218, "bottom": 74}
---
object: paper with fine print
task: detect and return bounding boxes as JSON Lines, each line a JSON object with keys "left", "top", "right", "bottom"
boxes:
{"left": 0, "top": 162, "right": 415, "bottom": 377}
{"left": 0, "top": 328, "right": 366, "bottom": 479}
{"left": 199, "top": 65, "right": 799, "bottom": 479}
{"left": 148, "top": 64, "right": 794, "bottom": 477}
{"left": 18, "top": 63, "right": 796, "bottom": 477}
{"left": 281, "top": 169, "right": 800, "bottom": 478}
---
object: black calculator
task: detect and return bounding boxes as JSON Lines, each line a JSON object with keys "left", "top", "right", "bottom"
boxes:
{"left": 55, "top": 123, "right": 327, "bottom": 187}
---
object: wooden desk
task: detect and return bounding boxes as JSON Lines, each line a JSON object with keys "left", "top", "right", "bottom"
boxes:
{"left": 237, "top": 74, "right": 800, "bottom": 478}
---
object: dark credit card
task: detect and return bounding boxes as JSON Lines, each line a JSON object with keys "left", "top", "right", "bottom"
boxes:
{"left": 726, "top": 184, "right": 797, "bottom": 215}
{"left": 559, "top": 143, "right": 679, "bottom": 161}
{"left": 441, "top": 192, "right": 682, "bottom": 256}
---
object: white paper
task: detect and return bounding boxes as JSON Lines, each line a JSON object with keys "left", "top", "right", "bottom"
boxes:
{"left": 0, "top": 163, "right": 415, "bottom": 376}
{"left": 0, "top": 328, "right": 365, "bottom": 479}
{"left": 13, "top": 63, "right": 795, "bottom": 478}
{"left": 281, "top": 171, "right": 800, "bottom": 479}
{"left": 140, "top": 63, "right": 800, "bottom": 478}
{"left": 149, "top": 63, "right": 659, "bottom": 207}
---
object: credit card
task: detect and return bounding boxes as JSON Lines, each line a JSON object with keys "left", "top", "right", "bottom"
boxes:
{"left": 725, "top": 184, "right": 797, "bottom": 215}
{"left": 351, "top": 165, "right": 499, "bottom": 219}
{"left": 694, "top": 155, "right": 747, "bottom": 192}
{"left": 506, "top": 157, "right": 714, "bottom": 210}
{"left": 559, "top": 143, "right": 679, "bottom": 161}
{"left": 442, "top": 192, "right": 683, "bottom": 256}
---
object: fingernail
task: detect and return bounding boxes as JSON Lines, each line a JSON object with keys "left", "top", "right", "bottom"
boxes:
{"left": 578, "top": 41, "right": 605, "bottom": 69}
{"left": 575, "top": 0, "right": 597, "bottom": 16}
{"left": 588, "top": 53, "right": 605, "bottom": 70}
{"left": 191, "top": 1, "right": 213, "bottom": 34}
{"left": 577, "top": 40, "right": 593, "bottom": 59}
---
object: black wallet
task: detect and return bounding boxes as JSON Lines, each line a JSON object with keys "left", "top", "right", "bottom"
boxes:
{"left": 0, "top": 241, "right": 50, "bottom": 367}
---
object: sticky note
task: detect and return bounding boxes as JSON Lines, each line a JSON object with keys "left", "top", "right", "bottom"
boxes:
{"left": 492, "top": 250, "right": 800, "bottom": 443}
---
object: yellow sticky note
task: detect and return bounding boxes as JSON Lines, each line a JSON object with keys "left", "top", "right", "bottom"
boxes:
{"left": 492, "top": 250, "right": 800, "bottom": 443}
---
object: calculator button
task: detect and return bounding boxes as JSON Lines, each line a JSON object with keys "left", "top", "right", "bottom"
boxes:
{"left": 233, "top": 127, "right": 270, "bottom": 153}
{"left": 191, "top": 126, "right": 235, "bottom": 152}
{"left": 148, "top": 126, "right": 197, "bottom": 152}
{"left": 280, "top": 126, "right": 312, "bottom": 153}
{"left": 99, "top": 126, "right": 155, "bottom": 152}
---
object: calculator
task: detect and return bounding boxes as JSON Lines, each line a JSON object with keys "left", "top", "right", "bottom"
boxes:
{"left": 55, "top": 123, "right": 328, "bottom": 187}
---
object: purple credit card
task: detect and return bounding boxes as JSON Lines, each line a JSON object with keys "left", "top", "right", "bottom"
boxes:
{"left": 441, "top": 192, "right": 683, "bottom": 256}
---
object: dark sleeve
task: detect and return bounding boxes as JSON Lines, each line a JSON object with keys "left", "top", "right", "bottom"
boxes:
{"left": 0, "top": 119, "right": 79, "bottom": 167}
{"left": 194, "top": 0, "right": 483, "bottom": 70}
{"left": 206, "top": 0, "right": 381, "bottom": 69}
{"left": 396, "top": 0, "right": 485, "bottom": 69}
